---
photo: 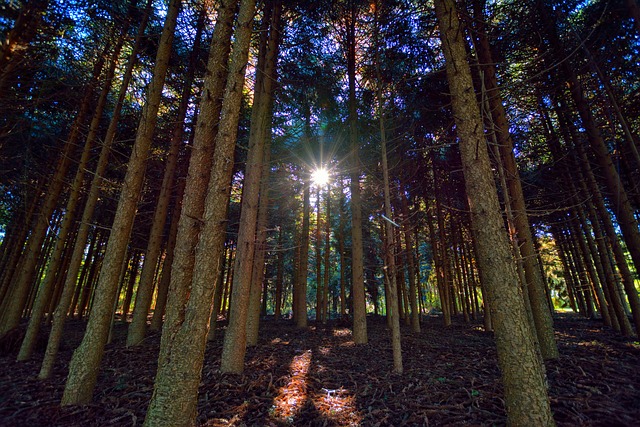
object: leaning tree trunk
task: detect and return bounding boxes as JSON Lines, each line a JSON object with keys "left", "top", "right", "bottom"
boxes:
{"left": 126, "top": 6, "right": 207, "bottom": 347}
{"left": 145, "top": 0, "right": 256, "bottom": 424}
{"left": 472, "top": 0, "right": 558, "bottom": 360}
{"left": 224, "top": 0, "right": 281, "bottom": 356}
{"left": 155, "top": 0, "right": 236, "bottom": 349}
{"left": 17, "top": 33, "right": 124, "bottom": 361}
{"left": 37, "top": 0, "right": 153, "bottom": 380}
{"left": 434, "top": 0, "right": 555, "bottom": 425}
{"left": 61, "top": 0, "right": 181, "bottom": 405}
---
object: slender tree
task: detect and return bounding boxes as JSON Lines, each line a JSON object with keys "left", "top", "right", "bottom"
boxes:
{"left": 434, "top": 0, "right": 554, "bottom": 424}
{"left": 126, "top": 4, "right": 208, "bottom": 347}
{"left": 471, "top": 0, "right": 558, "bottom": 359}
{"left": 61, "top": 0, "right": 182, "bottom": 404}
{"left": 145, "top": 0, "right": 257, "bottom": 422}
{"left": 346, "top": 0, "right": 367, "bottom": 344}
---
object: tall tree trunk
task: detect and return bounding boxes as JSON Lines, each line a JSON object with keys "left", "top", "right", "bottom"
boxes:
{"left": 372, "top": 0, "right": 401, "bottom": 372}
{"left": 120, "top": 251, "right": 141, "bottom": 321}
{"left": 274, "top": 227, "right": 284, "bottom": 320}
{"left": 434, "top": 0, "right": 554, "bottom": 424}
{"left": 17, "top": 33, "right": 124, "bottom": 360}
{"left": 61, "top": 0, "right": 181, "bottom": 405}
{"left": 37, "top": 0, "right": 153, "bottom": 380}
{"left": 346, "top": 0, "right": 367, "bottom": 344}
{"left": 338, "top": 187, "right": 347, "bottom": 319}
{"left": 315, "top": 187, "right": 323, "bottom": 322}
{"left": 400, "top": 194, "right": 420, "bottom": 333}
{"left": 295, "top": 175, "right": 311, "bottom": 327}
{"left": 156, "top": 0, "right": 236, "bottom": 352}
{"left": 150, "top": 173, "right": 187, "bottom": 331}
{"left": 126, "top": 6, "right": 207, "bottom": 347}
{"left": 241, "top": 0, "right": 281, "bottom": 347}
{"left": 473, "top": 0, "right": 558, "bottom": 359}
{"left": 322, "top": 185, "right": 331, "bottom": 323}
{"left": 145, "top": 0, "right": 256, "bottom": 423}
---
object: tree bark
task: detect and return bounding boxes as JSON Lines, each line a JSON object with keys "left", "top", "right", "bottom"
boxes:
{"left": 295, "top": 177, "right": 311, "bottom": 327}
{"left": 156, "top": 0, "right": 236, "bottom": 351}
{"left": 145, "top": 0, "right": 256, "bottom": 423}
{"left": 126, "top": 6, "right": 207, "bottom": 347}
{"left": 434, "top": 0, "right": 555, "bottom": 424}
{"left": 238, "top": 0, "right": 281, "bottom": 348}
{"left": 472, "top": 0, "right": 558, "bottom": 359}
{"left": 61, "top": 0, "right": 181, "bottom": 405}
{"left": 346, "top": 1, "right": 367, "bottom": 344}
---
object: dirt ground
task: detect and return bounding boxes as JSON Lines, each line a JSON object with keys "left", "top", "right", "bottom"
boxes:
{"left": 1, "top": 312, "right": 639, "bottom": 426}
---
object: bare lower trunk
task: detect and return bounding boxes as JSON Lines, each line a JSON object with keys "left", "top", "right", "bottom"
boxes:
{"left": 61, "top": 0, "right": 181, "bottom": 405}
{"left": 126, "top": 8, "right": 206, "bottom": 347}
{"left": 435, "top": 0, "right": 554, "bottom": 424}
{"left": 146, "top": 1, "right": 256, "bottom": 423}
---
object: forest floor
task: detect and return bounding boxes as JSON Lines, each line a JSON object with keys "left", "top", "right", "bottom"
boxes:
{"left": 1, "top": 312, "right": 639, "bottom": 426}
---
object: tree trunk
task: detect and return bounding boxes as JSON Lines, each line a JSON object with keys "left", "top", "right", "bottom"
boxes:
{"left": 315, "top": 187, "right": 323, "bottom": 322}
{"left": 345, "top": 1, "right": 367, "bottom": 345}
{"left": 295, "top": 178, "right": 311, "bottom": 328}
{"left": 145, "top": 0, "right": 256, "bottom": 423}
{"left": 37, "top": 0, "right": 153, "bottom": 380}
{"left": 400, "top": 194, "right": 420, "bottom": 333}
{"left": 150, "top": 174, "right": 187, "bottom": 331}
{"left": 473, "top": 0, "right": 558, "bottom": 359}
{"left": 322, "top": 185, "right": 331, "bottom": 323}
{"left": 126, "top": 6, "right": 206, "bottom": 347}
{"left": 243, "top": 0, "right": 281, "bottom": 347}
{"left": 274, "top": 228, "right": 284, "bottom": 320}
{"left": 61, "top": 0, "right": 181, "bottom": 405}
{"left": 338, "top": 187, "right": 347, "bottom": 319}
{"left": 434, "top": 0, "right": 555, "bottom": 424}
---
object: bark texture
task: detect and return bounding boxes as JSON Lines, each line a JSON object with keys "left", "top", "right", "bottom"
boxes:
{"left": 61, "top": 0, "right": 181, "bottom": 405}
{"left": 434, "top": 0, "right": 555, "bottom": 424}
{"left": 145, "top": 0, "right": 256, "bottom": 423}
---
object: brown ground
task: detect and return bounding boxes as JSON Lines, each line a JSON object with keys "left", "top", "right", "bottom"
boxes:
{"left": 0, "top": 313, "right": 639, "bottom": 426}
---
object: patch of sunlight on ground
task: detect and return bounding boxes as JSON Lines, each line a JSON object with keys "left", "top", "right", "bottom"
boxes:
{"left": 332, "top": 328, "right": 352, "bottom": 337}
{"left": 314, "top": 387, "right": 362, "bottom": 425}
{"left": 271, "top": 350, "right": 312, "bottom": 421}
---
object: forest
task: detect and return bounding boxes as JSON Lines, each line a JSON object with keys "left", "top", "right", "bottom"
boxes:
{"left": 0, "top": 0, "right": 639, "bottom": 425}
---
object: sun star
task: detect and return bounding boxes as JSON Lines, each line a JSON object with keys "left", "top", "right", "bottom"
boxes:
{"left": 311, "top": 167, "right": 330, "bottom": 186}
